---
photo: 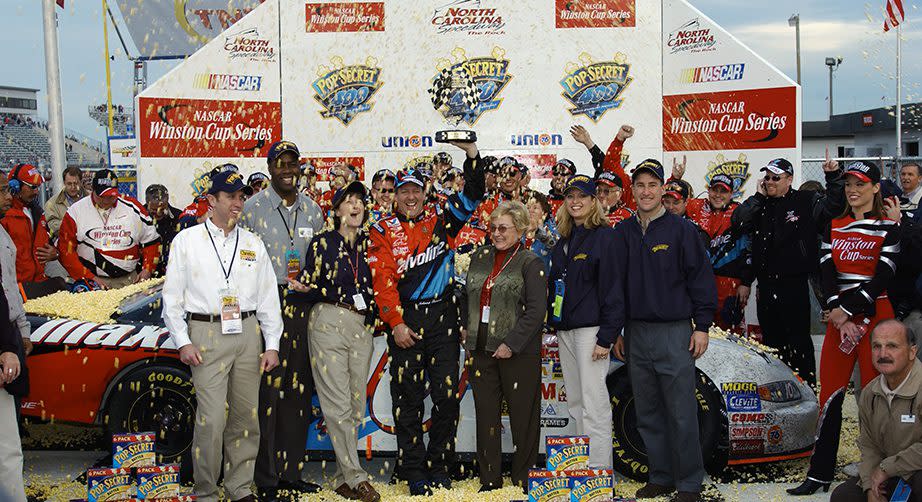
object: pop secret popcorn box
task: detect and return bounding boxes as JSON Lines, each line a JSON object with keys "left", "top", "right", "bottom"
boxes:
{"left": 112, "top": 432, "right": 156, "bottom": 468}
{"left": 528, "top": 470, "right": 570, "bottom": 502}
{"left": 546, "top": 436, "right": 590, "bottom": 471}
{"left": 567, "top": 469, "right": 613, "bottom": 502}
{"left": 86, "top": 467, "right": 132, "bottom": 502}
{"left": 136, "top": 464, "right": 180, "bottom": 500}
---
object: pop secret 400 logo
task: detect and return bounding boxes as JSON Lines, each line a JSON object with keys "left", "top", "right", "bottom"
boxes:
{"left": 312, "top": 56, "right": 383, "bottom": 126}
{"left": 560, "top": 52, "right": 632, "bottom": 122}
{"left": 430, "top": 47, "right": 512, "bottom": 126}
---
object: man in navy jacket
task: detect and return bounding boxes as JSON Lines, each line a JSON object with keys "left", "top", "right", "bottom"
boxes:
{"left": 612, "top": 159, "right": 717, "bottom": 502}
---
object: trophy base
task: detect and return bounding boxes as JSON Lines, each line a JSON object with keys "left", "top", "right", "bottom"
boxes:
{"left": 435, "top": 130, "right": 477, "bottom": 143}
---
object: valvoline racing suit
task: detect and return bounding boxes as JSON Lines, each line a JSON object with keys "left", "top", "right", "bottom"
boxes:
{"left": 806, "top": 214, "right": 899, "bottom": 483}
{"left": 606, "top": 204, "right": 634, "bottom": 227}
{"left": 685, "top": 199, "right": 751, "bottom": 331}
{"left": 368, "top": 154, "right": 484, "bottom": 483}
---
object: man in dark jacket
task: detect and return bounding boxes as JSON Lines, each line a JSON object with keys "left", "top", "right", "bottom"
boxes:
{"left": 0, "top": 273, "right": 27, "bottom": 501}
{"left": 731, "top": 156, "right": 844, "bottom": 386}
{"left": 611, "top": 159, "right": 717, "bottom": 502}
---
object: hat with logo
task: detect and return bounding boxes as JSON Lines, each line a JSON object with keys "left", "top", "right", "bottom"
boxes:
{"left": 145, "top": 184, "right": 169, "bottom": 202}
{"left": 247, "top": 172, "right": 269, "bottom": 185}
{"left": 564, "top": 174, "right": 596, "bottom": 196}
{"left": 664, "top": 180, "right": 690, "bottom": 200}
{"left": 395, "top": 169, "right": 426, "bottom": 189}
{"left": 596, "top": 171, "right": 623, "bottom": 188}
{"left": 844, "top": 160, "right": 881, "bottom": 184}
{"left": 267, "top": 140, "right": 300, "bottom": 164}
{"left": 481, "top": 156, "right": 499, "bottom": 174}
{"left": 433, "top": 151, "right": 452, "bottom": 166}
{"left": 332, "top": 180, "right": 369, "bottom": 210}
{"left": 372, "top": 169, "right": 397, "bottom": 184}
{"left": 9, "top": 163, "right": 43, "bottom": 187}
{"left": 208, "top": 170, "right": 254, "bottom": 196}
{"left": 760, "top": 158, "right": 794, "bottom": 176}
{"left": 631, "top": 159, "right": 666, "bottom": 183}
{"left": 709, "top": 173, "right": 734, "bottom": 192}
{"left": 92, "top": 169, "right": 120, "bottom": 197}
{"left": 498, "top": 156, "right": 519, "bottom": 174}
{"left": 209, "top": 163, "right": 240, "bottom": 179}
{"left": 554, "top": 159, "right": 577, "bottom": 176}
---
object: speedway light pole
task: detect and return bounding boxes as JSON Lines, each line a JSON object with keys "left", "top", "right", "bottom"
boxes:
{"left": 788, "top": 14, "right": 801, "bottom": 85}
{"left": 825, "top": 57, "right": 843, "bottom": 118}
{"left": 41, "top": 0, "right": 67, "bottom": 191}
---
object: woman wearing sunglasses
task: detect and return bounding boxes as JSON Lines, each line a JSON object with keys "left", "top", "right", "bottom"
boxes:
{"left": 789, "top": 160, "right": 900, "bottom": 496}
{"left": 463, "top": 200, "right": 547, "bottom": 492}
{"left": 546, "top": 174, "right": 619, "bottom": 469}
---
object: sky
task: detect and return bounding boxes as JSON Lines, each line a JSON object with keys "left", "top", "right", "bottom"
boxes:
{"left": 0, "top": 0, "right": 917, "bottom": 141}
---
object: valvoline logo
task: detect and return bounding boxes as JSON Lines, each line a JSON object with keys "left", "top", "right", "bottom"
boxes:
{"left": 560, "top": 52, "right": 632, "bottom": 122}
{"left": 312, "top": 56, "right": 383, "bottom": 126}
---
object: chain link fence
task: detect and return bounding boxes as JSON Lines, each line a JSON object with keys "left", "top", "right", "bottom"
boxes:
{"left": 801, "top": 156, "right": 921, "bottom": 185}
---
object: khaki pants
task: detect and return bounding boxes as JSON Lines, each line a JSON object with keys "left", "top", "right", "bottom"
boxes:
{"left": 0, "top": 389, "right": 25, "bottom": 502}
{"left": 100, "top": 271, "right": 138, "bottom": 290}
{"left": 308, "top": 303, "right": 374, "bottom": 488}
{"left": 189, "top": 316, "right": 262, "bottom": 502}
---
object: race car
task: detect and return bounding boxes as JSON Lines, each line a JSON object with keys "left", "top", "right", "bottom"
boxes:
{"left": 21, "top": 283, "right": 818, "bottom": 480}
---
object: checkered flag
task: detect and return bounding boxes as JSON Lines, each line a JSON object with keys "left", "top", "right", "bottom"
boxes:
{"left": 428, "top": 66, "right": 479, "bottom": 121}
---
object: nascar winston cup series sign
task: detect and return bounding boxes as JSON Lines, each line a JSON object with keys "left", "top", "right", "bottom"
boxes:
{"left": 135, "top": 0, "right": 799, "bottom": 211}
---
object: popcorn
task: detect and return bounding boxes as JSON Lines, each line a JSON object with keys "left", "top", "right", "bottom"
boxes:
{"left": 86, "top": 467, "right": 132, "bottom": 502}
{"left": 546, "top": 436, "right": 589, "bottom": 471}
{"left": 112, "top": 432, "right": 156, "bottom": 468}
{"left": 24, "top": 278, "right": 165, "bottom": 324}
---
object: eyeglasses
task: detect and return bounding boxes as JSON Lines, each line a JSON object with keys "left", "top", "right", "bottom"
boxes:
{"left": 376, "top": 188, "right": 395, "bottom": 194}
{"left": 489, "top": 224, "right": 514, "bottom": 234}
{"left": 596, "top": 187, "right": 620, "bottom": 195}
{"left": 763, "top": 174, "right": 785, "bottom": 182}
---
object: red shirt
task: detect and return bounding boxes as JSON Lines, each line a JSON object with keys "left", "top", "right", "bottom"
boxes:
{"left": 0, "top": 198, "right": 51, "bottom": 282}
{"left": 606, "top": 205, "right": 634, "bottom": 227}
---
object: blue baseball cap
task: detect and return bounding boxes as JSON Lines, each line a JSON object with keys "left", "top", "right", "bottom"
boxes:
{"left": 332, "top": 181, "right": 369, "bottom": 210}
{"left": 267, "top": 140, "right": 300, "bottom": 163}
{"left": 395, "top": 169, "right": 426, "bottom": 189}
{"left": 208, "top": 170, "right": 254, "bottom": 196}
{"left": 564, "top": 174, "right": 596, "bottom": 196}
{"left": 631, "top": 159, "right": 666, "bottom": 183}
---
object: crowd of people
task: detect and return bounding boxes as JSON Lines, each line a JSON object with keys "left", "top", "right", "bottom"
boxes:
{"left": 0, "top": 124, "right": 921, "bottom": 502}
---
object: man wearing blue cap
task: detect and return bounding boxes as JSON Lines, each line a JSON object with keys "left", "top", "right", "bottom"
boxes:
{"left": 731, "top": 154, "right": 844, "bottom": 386}
{"left": 368, "top": 140, "right": 484, "bottom": 495}
{"left": 611, "top": 159, "right": 717, "bottom": 502}
{"left": 240, "top": 140, "right": 325, "bottom": 498}
{"left": 162, "top": 170, "right": 282, "bottom": 502}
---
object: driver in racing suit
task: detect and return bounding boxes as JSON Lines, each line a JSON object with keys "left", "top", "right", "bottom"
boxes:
{"left": 368, "top": 141, "right": 484, "bottom": 496}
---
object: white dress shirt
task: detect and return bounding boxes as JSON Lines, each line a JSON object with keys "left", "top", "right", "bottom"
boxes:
{"left": 162, "top": 219, "right": 282, "bottom": 351}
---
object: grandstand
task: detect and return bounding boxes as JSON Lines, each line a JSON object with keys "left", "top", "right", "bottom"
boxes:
{"left": 1, "top": 116, "right": 105, "bottom": 169}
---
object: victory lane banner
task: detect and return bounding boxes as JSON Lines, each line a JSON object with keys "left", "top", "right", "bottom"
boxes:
{"left": 662, "top": 86, "right": 796, "bottom": 152}
{"left": 138, "top": 97, "right": 281, "bottom": 158}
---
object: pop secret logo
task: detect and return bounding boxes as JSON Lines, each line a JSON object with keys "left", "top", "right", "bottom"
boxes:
{"left": 312, "top": 56, "right": 383, "bottom": 126}
{"left": 668, "top": 18, "right": 717, "bottom": 55}
{"left": 224, "top": 28, "right": 276, "bottom": 62}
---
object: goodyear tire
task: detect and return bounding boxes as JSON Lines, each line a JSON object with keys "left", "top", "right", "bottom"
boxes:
{"left": 608, "top": 367, "right": 728, "bottom": 481}
{"left": 103, "top": 361, "right": 196, "bottom": 477}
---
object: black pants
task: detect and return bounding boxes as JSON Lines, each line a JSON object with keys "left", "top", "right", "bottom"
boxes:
{"left": 757, "top": 275, "right": 816, "bottom": 386}
{"left": 470, "top": 350, "right": 541, "bottom": 488}
{"left": 254, "top": 288, "right": 314, "bottom": 487}
{"left": 832, "top": 473, "right": 922, "bottom": 502}
{"left": 387, "top": 299, "right": 460, "bottom": 483}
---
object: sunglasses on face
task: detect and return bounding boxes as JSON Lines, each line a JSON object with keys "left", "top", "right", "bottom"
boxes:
{"left": 764, "top": 174, "right": 784, "bottom": 182}
{"left": 490, "top": 224, "right": 514, "bottom": 234}
{"left": 376, "top": 188, "right": 395, "bottom": 194}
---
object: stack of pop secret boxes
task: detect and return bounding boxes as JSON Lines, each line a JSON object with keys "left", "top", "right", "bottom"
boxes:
{"left": 80, "top": 432, "right": 194, "bottom": 502}
{"left": 524, "top": 436, "right": 622, "bottom": 502}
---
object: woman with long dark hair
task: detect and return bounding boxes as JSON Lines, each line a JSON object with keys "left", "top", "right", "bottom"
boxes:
{"left": 789, "top": 161, "right": 900, "bottom": 495}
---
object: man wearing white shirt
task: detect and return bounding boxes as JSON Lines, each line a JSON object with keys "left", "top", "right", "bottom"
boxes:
{"left": 162, "top": 169, "right": 282, "bottom": 502}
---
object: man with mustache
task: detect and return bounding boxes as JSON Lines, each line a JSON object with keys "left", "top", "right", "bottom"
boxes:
{"left": 830, "top": 320, "right": 922, "bottom": 502}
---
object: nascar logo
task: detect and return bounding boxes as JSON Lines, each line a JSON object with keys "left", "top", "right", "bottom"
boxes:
{"left": 680, "top": 63, "right": 745, "bottom": 84}
{"left": 194, "top": 73, "right": 263, "bottom": 91}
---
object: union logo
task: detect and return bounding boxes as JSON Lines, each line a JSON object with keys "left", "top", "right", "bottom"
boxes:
{"left": 704, "top": 153, "right": 750, "bottom": 199}
{"left": 312, "top": 56, "right": 383, "bottom": 126}
{"left": 429, "top": 46, "right": 512, "bottom": 126}
{"left": 560, "top": 52, "right": 632, "bottom": 122}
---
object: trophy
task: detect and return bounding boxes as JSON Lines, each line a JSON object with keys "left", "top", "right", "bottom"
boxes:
{"left": 428, "top": 64, "right": 478, "bottom": 143}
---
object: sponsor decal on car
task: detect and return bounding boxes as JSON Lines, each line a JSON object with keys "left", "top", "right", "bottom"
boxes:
{"left": 31, "top": 319, "right": 176, "bottom": 350}
{"left": 560, "top": 52, "right": 632, "bottom": 122}
{"left": 193, "top": 73, "right": 263, "bottom": 92}
{"left": 555, "top": 0, "right": 635, "bottom": 28}
{"left": 679, "top": 63, "right": 745, "bottom": 84}
{"left": 729, "top": 412, "right": 775, "bottom": 425}
{"left": 722, "top": 381, "right": 762, "bottom": 412}
{"left": 305, "top": 2, "right": 384, "bottom": 32}
{"left": 663, "top": 87, "right": 797, "bottom": 151}
{"left": 223, "top": 27, "right": 277, "bottom": 62}
{"left": 431, "top": 0, "right": 506, "bottom": 35}
{"left": 668, "top": 18, "right": 717, "bottom": 55}
{"left": 729, "top": 426, "right": 764, "bottom": 439}
{"left": 429, "top": 46, "right": 512, "bottom": 126}
{"left": 731, "top": 439, "right": 764, "bottom": 455}
{"left": 767, "top": 425, "right": 783, "bottom": 445}
{"left": 312, "top": 56, "right": 383, "bottom": 126}
{"left": 138, "top": 97, "right": 280, "bottom": 158}
{"left": 704, "top": 153, "right": 750, "bottom": 199}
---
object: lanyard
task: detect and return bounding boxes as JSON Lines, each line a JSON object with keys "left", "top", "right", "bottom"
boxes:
{"left": 206, "top": 223, "right": 240, "bottom": 285}
{"left": 276, "top": 205, "right": 299, "bottom": 247}
{"left": 486, "top": 244, "right": 521, "bottom": 290}
{"left": 342, "top": 239, "right": 361, "bottom": 284}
